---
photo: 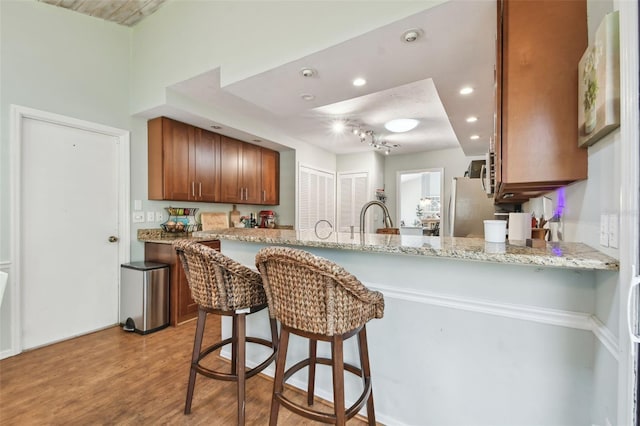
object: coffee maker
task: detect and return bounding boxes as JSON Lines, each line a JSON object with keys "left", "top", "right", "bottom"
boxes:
{"left": 259, "top": 210, "right": 275, "bottom": 228}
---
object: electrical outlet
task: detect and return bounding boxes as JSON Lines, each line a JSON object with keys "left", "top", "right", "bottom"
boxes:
{"left": 132, "top": 212, "right": 145, "bottom": 223}
{"left": 155, "top": 211, "right": 163, "bottom": 222}
{"left": 147, "top": 211, "right": 155, "bottom": 222}
{"left": 599, "top": 214, "right": 609, "bottom": 247}
{"left": 608, "top": 214, "right": 619, "bottom": 248}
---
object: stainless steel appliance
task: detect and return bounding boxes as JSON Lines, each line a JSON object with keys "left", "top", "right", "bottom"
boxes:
{"left": 449, "top": 177, "right": 496, "bottom": 237}
{"left": 120, "top": 261, "right": 169, "bottom": 334}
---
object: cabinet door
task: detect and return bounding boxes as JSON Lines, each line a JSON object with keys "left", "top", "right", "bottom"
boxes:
{"left": 220, "top": 136, "right": 243, "bottom": 203}
{"left": 162, "top": 118, "right": 192, "bottom": 201}
{"left": 242, "top": 143, "right": 262, "bottom": 204}
{"left": 260, "top": 148, "right": 279, "bottom": 205}
{"left": 499, "top": 0, "right": 587, "bottom": 190}
{"left": 177, "top": 240, "right": 221, "bottom": 324}
{"left": 193, "top": 128, "right": 220, "bottom": 202}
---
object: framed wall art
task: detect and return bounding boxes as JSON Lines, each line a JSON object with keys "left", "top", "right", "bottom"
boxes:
{"left": 578, "top": 10, "right": 620, "bottom": 148}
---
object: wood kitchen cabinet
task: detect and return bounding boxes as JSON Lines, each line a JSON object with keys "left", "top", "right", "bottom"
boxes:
{"left": 144, "top": 240, "right": 220, "bottom": 326}
{"left": 148, "top": 117, "right": 221, "bottom": 202}
{"left": 495, "top": 0, "right": 588, "bottom": 203}
{"left": 220, "top": 135, "right": 279, "bottom": 205}
{"left": 260, "top": 148, "right": 280, "bottom": 205}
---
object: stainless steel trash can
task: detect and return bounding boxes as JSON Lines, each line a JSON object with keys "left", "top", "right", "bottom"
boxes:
{"left": 120, "top": 261, "right": 169, "bottom": 334}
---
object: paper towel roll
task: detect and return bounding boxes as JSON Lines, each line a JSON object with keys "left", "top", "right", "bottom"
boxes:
{"left": 508, "top": 213, "right": 532, "bottom": 241}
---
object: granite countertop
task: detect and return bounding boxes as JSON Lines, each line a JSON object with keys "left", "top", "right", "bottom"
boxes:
{"left": 185, "top": 228, "right": 619, "bottom": 271}
{"left": 137, "top": 228, "right": 220, "bottom": 244}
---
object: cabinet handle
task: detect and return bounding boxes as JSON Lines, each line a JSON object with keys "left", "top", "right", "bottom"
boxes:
{"left": 263, "top": 190, "right": 266, "bottom": 202}
{"left": 199, "top": 182, "right": 202, "bottom": 198}
{"left": 191, "top": 182, "right": 195, "bottom": 197}
{"left": 245, "top": 188, "right": 249, "bottom": 200}
{"left": 239, "top": 188, "right": 243, "bottom": 200}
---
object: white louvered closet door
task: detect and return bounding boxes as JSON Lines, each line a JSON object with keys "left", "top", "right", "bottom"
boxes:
{"left": 298, "top": 165, "right": 335, "bottom": 230}
{"left": 338, "top": 172, "right": 368, "bottom": 232}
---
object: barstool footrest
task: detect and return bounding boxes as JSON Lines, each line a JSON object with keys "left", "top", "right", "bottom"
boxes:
{"left": 195, "top": 336, "right": 277, "bottom": 382}
{"left": 276, "top": 356, "right": 372, "bottom": 423}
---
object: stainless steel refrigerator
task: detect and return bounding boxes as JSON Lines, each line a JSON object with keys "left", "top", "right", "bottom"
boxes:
{"left": 449, "top": 177, "right": 496, "bottom": 237}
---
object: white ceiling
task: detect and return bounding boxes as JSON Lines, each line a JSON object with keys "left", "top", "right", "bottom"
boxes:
{"left": 43, "top": 0, "right": 496, "bottom": 157}
{"left": 169, "top": 0, "right": 496, "bottom": 157}
{"left": 38, "top": 0, "right": 167, "bottom": 26}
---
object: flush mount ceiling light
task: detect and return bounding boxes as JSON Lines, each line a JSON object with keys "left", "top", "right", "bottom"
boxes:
{"left": 470, "top": 135, "right": 480, "bottom": 140}
{"left": 459, "top": 86, "right": 474, "bottom": 95}
{"left": 401, "top": 28, "right": 423, "bottom": 43}
{"left": 300, "top": 93, "right": 315, "bottom": 101}
{"left": 466, "top": 116, "right": 478, "bottom": 123}
{"left": 352, "top": 77, "right": 367, "bottom": 87}
{"left": 384, "top": 118, "right": 419, "bottom": 133}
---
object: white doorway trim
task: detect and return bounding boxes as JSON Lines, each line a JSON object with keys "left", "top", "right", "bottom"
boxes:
{"left": 8, "top": 105, "right": 130, "bottom": 358}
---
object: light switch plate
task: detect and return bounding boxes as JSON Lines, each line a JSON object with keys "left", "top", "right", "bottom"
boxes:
{"left": 155, "top": 211, "right": 163, "bottom": 222}
{"left": 132, "top": 212, "right": 144, "bottom": 223}
{"left": 599, "top": 214, "right": 609, "bottom": 247}
{"left": 608, "top": 214, "right": 619, "bottom": 249}
{"left": 146, "top": 211, "right": 155, "bottom": 222}
{"left": 134, "top": 199, "right": 142, "bottom": 211}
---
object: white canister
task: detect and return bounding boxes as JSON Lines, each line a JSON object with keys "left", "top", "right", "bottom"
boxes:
{"left": 484, "top": 220, "right": 507, "bottom": 243}
{"left": 508, "top": 213, "right": 532, "bottom": 241}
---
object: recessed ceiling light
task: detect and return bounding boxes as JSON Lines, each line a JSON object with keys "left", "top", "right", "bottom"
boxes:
{"left": 300, "top": 93, "right": 315, "bottom": 101}
{"left": 353, "top": 78, "right": 367, "bottom": 87}
{"left": 460, "top": 87, "right": 474, "bottom": 95}
{"left": 401, "top": 28, "right": 422, "bottom": 43}
{"left": 300, "top": 67, "right": 316, "bottom": 78}
{"left": 331, "top": 120, "right": 346, "bottom": 133}
{"left": 211, "top": 125, "right": 222, "bottom": 129}
{"left": 470, "top": 135, "right": 480, "bottom": 140}
{"left": 384, "top": 118, "right": 419, "bottom": 133}
{"left": 466, "top": 116, "right": 478, "bottom": 123}
{"left": 252, "top": 139, "right": 262, "bottom": 143}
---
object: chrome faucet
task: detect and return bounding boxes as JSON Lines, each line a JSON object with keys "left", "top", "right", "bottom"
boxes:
{"left": 359, "top": 201, "right": 393, "bottom": 236}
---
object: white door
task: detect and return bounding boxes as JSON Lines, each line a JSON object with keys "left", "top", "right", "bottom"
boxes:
{"left": 20, "top": 117, "right": 121, "bottom": 349}
{"left": 297, "top": 165, "right": 335, "bottom": 231}
{"left": 337, "top": 172, "right": 368, "bottom": 232}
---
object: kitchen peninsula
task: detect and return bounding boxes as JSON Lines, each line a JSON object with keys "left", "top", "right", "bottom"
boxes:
{"left": 175, "top": 228, "right": 618, "bottom": 425}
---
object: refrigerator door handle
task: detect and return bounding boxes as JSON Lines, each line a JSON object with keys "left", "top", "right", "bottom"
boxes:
{"left": 628, "top": 265, "right": 640, "bottom": 343}
{"left": 480, "top": 164, "right": 487, "bottom": 192}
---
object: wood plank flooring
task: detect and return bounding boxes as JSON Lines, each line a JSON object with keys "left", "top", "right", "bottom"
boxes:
{"left": 0, "top": 316, "right": 371, "bottom": 425}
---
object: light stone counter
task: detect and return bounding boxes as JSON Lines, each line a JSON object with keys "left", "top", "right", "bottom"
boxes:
{"left": 190, "top": 228, "right": 618, "bottom": 271}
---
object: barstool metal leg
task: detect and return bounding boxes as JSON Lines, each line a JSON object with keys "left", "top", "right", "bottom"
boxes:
{"left": 185, "top": 308, "right": 207, "bottom": 414}
{"left": 331, "top": 335, "right": 346, "bottom": 426}
{"left": 307, "top": 339, "right": 317, "bottom": 406}
{"left": 358, "top": 326, "right": 376, "bottom": 425}
{"left": 236, "top": 313, "right": 246, "bottom": 425}
{"left": 270, "top": 328, "right": 290, "bottom": 426}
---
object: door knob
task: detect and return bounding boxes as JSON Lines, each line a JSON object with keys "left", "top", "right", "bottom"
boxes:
{"left": 108, "top": 236, "right": 119, "bottom": 243}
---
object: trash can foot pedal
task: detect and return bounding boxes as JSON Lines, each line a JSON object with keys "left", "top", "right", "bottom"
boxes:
{"left": 123, "top": 317, "right": 135, "bottom": 332}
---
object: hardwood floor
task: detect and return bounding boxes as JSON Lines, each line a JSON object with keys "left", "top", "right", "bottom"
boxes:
{"left": 0, "top": 316, "right": 371, "bottom": 425}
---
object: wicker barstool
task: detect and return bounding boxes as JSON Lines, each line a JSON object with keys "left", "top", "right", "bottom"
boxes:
{"left": 255, "top": 247, "right": 384, "bottom": 426}
{"left": 174, "top": 240, "right": 278, "bottom": 425}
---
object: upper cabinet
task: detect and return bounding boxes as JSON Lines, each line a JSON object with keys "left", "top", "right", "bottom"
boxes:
{"left": 220, "top": 136, "right": 279, "bottom": 205}
{"left": 148, "top": 117, "right": 279, "bottom": 205}
{"left": 495, "top": 0, "right": 588, "bottom": 203}
{"left": 148, "top": 117, "right": 220, "bottom": 202}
